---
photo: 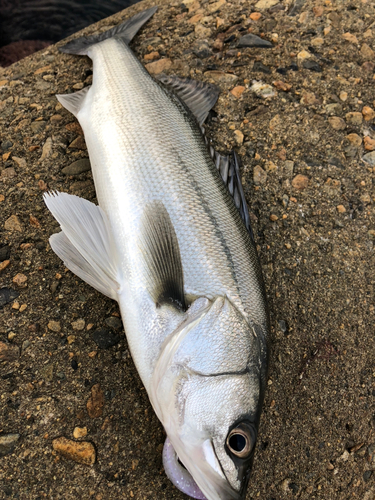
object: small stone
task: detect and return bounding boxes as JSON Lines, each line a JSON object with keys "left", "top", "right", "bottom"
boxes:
{"left": 13, "top": 273, "right": 27, "bottom": 288}
{"left": 284, "top": 160, "right": 294, "bottom": 176}
{"left": 65, "top": 122, "right": 83, "bottom": 135}
{"left": 0, "top": 434, "right": 20, "bottom": 457}
{"left": 230, "top": 86, "right": 245, "bottom": 98}
{"left": 91, "top": 328, "right": 120, "bottom": 349}
{"left": 69, "top": 136, "right": 86, "bottom": 150}
{"left": 48, "top": 320, "right": 61, "bottom": 332}
{"left": 0, "top": 342, "right": 20, "bottom": 362}
{"left": 313, "top": 5, "right": 324, "bottom": 16}
{"left": 145, "top": 58, "right": 172, "bottom": 75}
{"left": 50, "top": 114, "right": 63, "bottom": 123}
{"left": 0, "top": 287, "right": 19, "bottom": 307}
{"left": 311, "top": 37, "right": 324, "bottom": 47}
{"left": 19, "top": 304, "right": 27, "bottom": 312}
{"left": 342, "top": 33, "right": 358, "bottom": 44}
{"left": 362, "top": 106, "right": 375, "bottom": 121}
{"left": 1, "top": 140, "right": 13, "bottom": 150}
{"left": 1, "top": 167, "right": 16, "bottom": 179}
{"left": 144, "top": 51, "right": 160, "bottom": 61}
{"left": 105, "top": 316, "right": 123, "bottom": 330}
{"left": 194, "top": 23, "right": 212, "bottom": 38}
{"left": 250, "top": 12, "right": 262, "bottom": 21}
{"left": 4, "top": 215, "right": 22, "bottom": 232}
{"left": 278, "top": 319, "right": 289, "bottom": 333}
{"left": 0, "top": 245, "right": 11, "bottom": 262}
{"left": 72, "top": 318, "right": 85, "bottom": 331}
{"left": 87, "top": 383, "right": 105, "bottom": 418}
{"left": 40, "top": 137, "right": 52, "bottom": 161}
{"left": 238, "top": 34, "right": 272, "bottom": 48}
{"left": 62, "top": 159, "right": 91, "bottom": 176}
{"left": 345, "top": 112, "right": 362, "bottom": 126}
{"left": 328, "top": 117, "right": 346, "bottom": 130}
{"left": 12, "top": 157, "right": 26, "bottom": 168}
{"left": 300, "top": 91, "right": 317, "bottom": 105}
{"left": 326, "top": 103, "right": 342, "bottom": 115}
{"left": 297, "top": 50, "right": 311, "bottom": 62}
{"left": 251, "top": 81, "right": 276, "bottom": 98}
{"left": 364, "top": 137, "right": 375, "bottom": 151}
{"left": 31, "top": 121, "right": 46, "bottom": 134}
{"left": 73, "top": 427, "right": 88, "bottom": 439}
{"left": 362, "top": 61, "right": 375, "bottom": 73}
{"left": 188, "top": 13, "right": 203, "bottom": 24}
{"left": 207, "top": 0, "right": 226, "bottom": 13}
{"left": 255, "top": 0, "right": 279, "bottom": 8}
{"left": 12, "top": 301, "right": 19, "bottom": 310}
{"left": 337, "top": 205, "right": 346, "bottom": 213}
{"left": 363, "top": 151, "right": 375, "bottom": 166}
{"left": 346, "top": 133, "right": 362, "bottom": 147}
{"left": 0, "top": 260, "right": 10, "bottom": 273}
{"left": 204, "top": 71, "right": 238, "bottom": 85}
{"left": 292, "top": 174, "right": 309, "bottom": 190}
{"left": 234, "top": 130, "right": 244, "bottom": 145}
{"left": 361, "top": 44, "right": 375, "bottom": 60}
{"left": 253, "top": 61, "right": 271, "bottom": 73}
{"left": 73, "top": 82, "right": 84, "bottom": 90}
{"left": 52, "top": 437, "right": 95, "bottom": 465}
{"left": 67, "top": 335, "right": 76, "bottom": 345}
{"left": 302, "top": 60, "right": 322, "bottom": 72}
{"left": 273, "top": 81, "right": 291, "bottom": 91}
{"left": 363, "top": 471, "right": 373, "bottom": 483}
{"left": 270, "top": 214, "right": 278, "bottom": 221}
{"left": 213, "top": 38, "right": 224, "bottom": 51}
{"left": 253, "top": 165, "right": 267, "bottom": 185}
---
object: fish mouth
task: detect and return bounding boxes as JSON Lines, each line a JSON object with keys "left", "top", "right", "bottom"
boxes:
{"left": 163, "top": 437, "right": 246, "bottom": 500}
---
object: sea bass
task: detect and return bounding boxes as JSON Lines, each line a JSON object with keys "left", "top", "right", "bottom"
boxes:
{"left": 44, "top": 6, "right": 270, "bottom": 500}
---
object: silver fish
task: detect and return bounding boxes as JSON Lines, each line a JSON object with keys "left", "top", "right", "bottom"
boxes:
{"left": 44, "top": 7, "right": 270, "bottom": 500}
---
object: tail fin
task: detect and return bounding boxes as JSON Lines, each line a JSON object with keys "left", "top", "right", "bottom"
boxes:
{"left": 59, "top": 6, "right": 158, "bottom": 55}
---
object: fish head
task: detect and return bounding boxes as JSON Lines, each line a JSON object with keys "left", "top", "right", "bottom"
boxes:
{"left": 151, "top": 296, "right": 268, "bottom": 500}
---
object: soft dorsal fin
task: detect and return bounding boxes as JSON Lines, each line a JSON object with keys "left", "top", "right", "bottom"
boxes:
{"left": 139, "top": 201, "right": 186, "bottom": 311}
{"left": 59, "top": 6, "right": 158, "bottom": 55}
{"left": 44, "top": 191, "right": 121, "bottom": 300}
{"left": 56, "top": 86, "right": 91, "bottom": 117}
{"left": 157, "top": 74, "right": 220, "bottom": 126}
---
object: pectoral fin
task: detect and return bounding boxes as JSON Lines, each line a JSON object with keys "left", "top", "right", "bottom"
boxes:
{"left": 44, "top": 191, "right": 121, "bottom": 300}
{"left": 140, "top": 201, "right": 186, "bottom": 311}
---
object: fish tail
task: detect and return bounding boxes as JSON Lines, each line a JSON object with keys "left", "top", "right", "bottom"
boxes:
{"left": 59, "top": 5, "right": 157, "bottom": 55}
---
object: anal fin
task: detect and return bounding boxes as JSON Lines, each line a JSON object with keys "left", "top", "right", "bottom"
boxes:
{"left": 44, "top": 191, "right": 121, "bottom": 301}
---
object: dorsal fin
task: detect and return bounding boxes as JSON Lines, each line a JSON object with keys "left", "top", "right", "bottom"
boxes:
{"left": 157, "top": 74, "right": 220, "bottom": 126}
{"left": 140, "top": 201, "right": 186, "bottom": 311}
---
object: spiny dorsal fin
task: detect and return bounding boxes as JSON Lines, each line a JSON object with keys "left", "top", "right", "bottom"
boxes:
{"left": 157, "top": 74, "right": 220, "bottom": 126}
{"left": 59, "top": 6, "right": 158, "bottom": 55}
{"left": 56, "top": 86, "right": 91, "bottom": 117}
{"left": 140, "top": 201, "right": 186, "bottom": 311}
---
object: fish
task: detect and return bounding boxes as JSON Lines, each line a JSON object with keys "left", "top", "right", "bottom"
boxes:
{"left": 44, "top": 6, "right": 270, "bottom": 500}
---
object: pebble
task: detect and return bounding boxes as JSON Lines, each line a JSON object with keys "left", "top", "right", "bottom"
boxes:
{"left": 52, "top": 437, "right": 96, "bottom": 465}
{"left": 292, "top": 174, "right": 309, "bottom": 190}
{"left": 337, "top": 205, "right": 346, "bottom": 213}
{"left": 40, "top": 137, "right": 52, "bottom": 161}
{"left": 250, "top": 12, "right": 262, "bottom": 21}
{"left": 194, "top": 23, "right": 212, "bottom": 38}
{"left": 0, "top": 434, "right": 20, "bottom": 457}
{"left": 345, "top": 112, "right": 362, "bottom": 126}
{"left": 1, "top": 140, "right": 13, "bottom": 151}
{"left": 30, "top": 121, "right": 46, "bottom": 134}
{"left": 4, "top": 215, "right": 22, "bottom": 232}
{"left": 0, "top": 287, "right": 19, "bottom": 307}
{"left": 13, "top": 273, "right": 27, "bottom": 288}
{"left": 302, "top": 60, "right": 322, "bottom": 72}
{"left": 300, "top": 91, "right": 317, "bottom": 106}
{"left": 328, "top": 116, "right": 346, "bottom": 131}
{"left": 230, "top": 86, "right": 245, "bottom": 98}
{"left": 326, "top": 103, "right": 342, "bottom": 115}
{"left": 91, "top": 328, "right": 120, "bottom": 349}
{"left": 363, "top": 471, "right": 373, "bottom": 482}
{"left": 72, "top": 318, "right": 85, "bottom": 331}
{"left": 255, "top": 0, "right": 279, "bottom": 8}
{"left": 0, "top": 342, "right": 20, "bottom": 362}
{"left": 0, "top": 245, "right": 10, "bottom": 261}
{"left": 251, "top": 81, "right": 276, "bottom": 98}
{"left": 48, "top": 320, "right": 61, "bottom": 332}
{"left": 253, "top": 61, "right": 271, "bottom": 74}
{"left": 253, "top": 165, "right": 267, "bottom": 185}
{"left": 339, "top": 91, "right": 348, "bottom": 101}
{"left": 144, "top": 51, "right": 159, "bottom": 61}
{"left": 362, "top": 106, "right": 375, "bottom": 121}
{"left": 364, "top": 137, "right": 375, "bottom": 151}
{"left": 238, "top": 34, "right": 272, "bottom": 48}
{"left": 0, "top": 260, "right": 10, "bottom": 273}
{"left": 363, "top": 152, "right": 375, "bottom": 166}
{"left": 61, "top": 159, "right": 91, "bottom": 176}
{"left": 145, "top": 58, "right": 172, "bottom": 75}
{"left": 361, "top": 44, "right": 375, "bottom": 60}
{"left": 297, "top": 50, "right": 311, "bottom": 62}
{"left": 346, "top": 133, "right": 362, "bottom": 147}
{"left": 105, "top": 316, "right": 123, "bottom": 330}
{"left": 273, "top": 81, "right": 291, "bottom": 91}
{"left": 278, "top": 320, "right": 288, "bottom": 334}
{"left": 1, "top": 167, "right": 16, "bottom": 179}
{"left": 234, "top": 130, "right": 244, "bottom": 145}
{"left": 342, "top": 33, "right": 358, "bottom": 44}
{"left": 204, "top": 71, "right": 238, "bottom": 85}
{"left": 87, "top": 383, "right": 105, "bottom": 418}
{"left": 69, "top": 136, "right": 86, "bottom": 150}
{"left": 12, "top": 156, "right": 26, "bottom": 168}
{"left": 73, "top": 427, "right": 88, "bottom": 439}
{"left": 284, "top": 161, "right": 294, "bottom": 176}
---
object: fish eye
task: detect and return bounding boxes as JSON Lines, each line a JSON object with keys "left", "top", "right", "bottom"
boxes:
{"left": 226, "top": 424, "right": 254, "bottom": 458}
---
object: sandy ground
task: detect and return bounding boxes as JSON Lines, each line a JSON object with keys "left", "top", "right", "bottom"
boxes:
{"left": 0, "top": 0, "right": 375, "bottom": 498}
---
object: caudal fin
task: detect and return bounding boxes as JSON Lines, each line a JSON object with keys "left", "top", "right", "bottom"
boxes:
{"left": 59, "top": 6, "right": 158, "bottom": 55}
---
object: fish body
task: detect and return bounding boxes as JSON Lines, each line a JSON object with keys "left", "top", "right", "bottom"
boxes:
{"left": 45, "top": 7, "right": 269, "bottom": 500}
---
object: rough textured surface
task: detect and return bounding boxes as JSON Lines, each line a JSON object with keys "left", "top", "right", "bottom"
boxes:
{"left": 0, "top": 0, "right": 375, "bottom": 499}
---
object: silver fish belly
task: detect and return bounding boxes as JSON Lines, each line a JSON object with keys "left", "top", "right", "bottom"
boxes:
{"left": 44, "top": 7, "right": 270, "bottom": 500}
